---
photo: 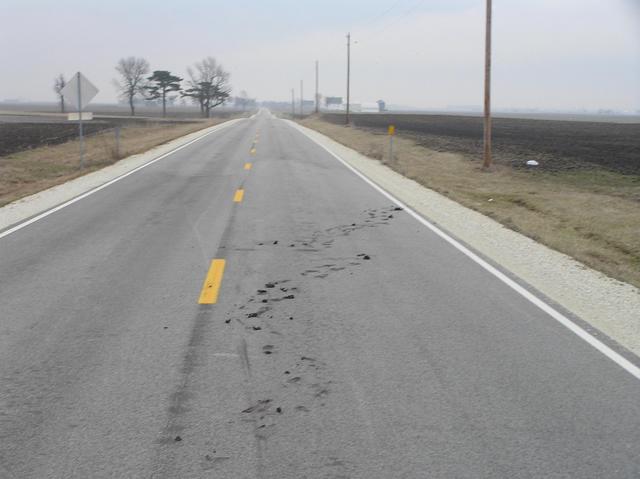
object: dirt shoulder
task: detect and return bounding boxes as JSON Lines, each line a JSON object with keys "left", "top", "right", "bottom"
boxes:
{"left": 299, "top": 116, "right": 640, "bottom": 290}
{"left": 0, "top": 119, "right": 229, "bottom": 207}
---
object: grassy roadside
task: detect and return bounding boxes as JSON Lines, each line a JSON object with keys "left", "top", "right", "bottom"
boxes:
{"left": 0, "top": 119, "right": 227, "bottom": 207}
{"left": 299, "top": 117, "right": 640, "bottom": 289}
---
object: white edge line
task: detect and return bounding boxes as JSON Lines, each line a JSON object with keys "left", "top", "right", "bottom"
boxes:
{"left": 0, "top": 119, "right": 242, "bottom": 240}
{"left": 286, "top": 119, "right": 640, "bottom": 381}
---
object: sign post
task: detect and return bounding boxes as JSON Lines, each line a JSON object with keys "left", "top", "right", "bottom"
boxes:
{"left": 388, "top": 125, "right": 395, "bottom": 163}
{"left": 61, "top": 72, "right": 98, "bottom": 169}
{"left": 77, "top": 74, "right": 85, "bottom": 168}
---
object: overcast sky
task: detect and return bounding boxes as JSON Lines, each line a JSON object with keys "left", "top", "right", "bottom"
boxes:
{"left": 1, "top": 0, "right": 638, "bottom": 111}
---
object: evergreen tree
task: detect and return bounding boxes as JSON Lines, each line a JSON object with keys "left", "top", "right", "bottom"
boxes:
{"left": 145, "top": 71, "right": 182, "bottom": 117}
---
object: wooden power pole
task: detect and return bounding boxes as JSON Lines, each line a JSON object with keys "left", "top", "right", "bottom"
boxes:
{"left": 483, "top": 0, "right": 493, "bottom": 169}
{"left": 315, "top": 60, "right": 319, "bottom": 114}
{"left": 346, "top": 32, "right": 351, "bottom": 125}
{"left": 300, "top": 80, "right": 304, "bottom": 116}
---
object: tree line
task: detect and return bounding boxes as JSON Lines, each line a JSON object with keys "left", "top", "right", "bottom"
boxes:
{"left": 53, "top": 56, "right": 251, "bottom": 118}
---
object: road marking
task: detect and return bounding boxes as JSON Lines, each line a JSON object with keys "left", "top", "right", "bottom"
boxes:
{"left": 212, "top": 352, "right": 240, "bottom": 358}
{"left": 250, "top": 148, "right": 256, "bottom": 155}
{"left": 234, "top": 189, "right": 245, "bottom": 202}
{"left": 198, "top": 259, "right": 226, "bottom": 304}
{"left": 289, "top": 120, "right": 640, "bottom": 381}
{"left": 244, "top": 163, "right": 252, "bottom": 170}
{"left": 0, "top": 120, "right": 242, "bottom": 240}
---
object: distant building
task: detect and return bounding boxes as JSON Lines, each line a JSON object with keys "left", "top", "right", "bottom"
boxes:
{"left": 322, "top": 97, "right": 386, "bottom": 113}
{"left": 363, "top": 102, "right": 385, "bottom": 113}
{"left": 325, "top": 97, "right": 343, "bottom": 110}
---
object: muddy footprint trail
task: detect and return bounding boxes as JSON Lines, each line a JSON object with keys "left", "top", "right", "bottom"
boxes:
{"left": 149, "top": 203, "right": 404, "bottom": 477}
{"left": 222, "top": 204, "right": 403, "bottom": 476}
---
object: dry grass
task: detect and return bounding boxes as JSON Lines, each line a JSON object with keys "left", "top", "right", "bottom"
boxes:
{"left": 300, "top": 117, "right": 640, "bottom": 288}
{"left": 0, "top": 120, "right": 224, "bottom": 207}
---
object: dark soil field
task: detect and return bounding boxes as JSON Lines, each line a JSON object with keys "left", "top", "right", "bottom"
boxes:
{"left": 0, "top": 118, "right": 196, "bottom": 157}
{"left": 321, "top": 113, "right": 640, "bottom": 174}
{"left": 0, "top": 121, "right": 117, "bottom": 156}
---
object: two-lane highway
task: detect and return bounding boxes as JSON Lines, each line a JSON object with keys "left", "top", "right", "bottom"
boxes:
{"left": 1, "top": 110, "right": 639, "bottom": 478}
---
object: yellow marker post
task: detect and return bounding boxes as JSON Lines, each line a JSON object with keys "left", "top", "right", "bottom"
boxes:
{"left": 198, "top": 259, "right": 226, "bottom": 304}
{"left": 244, "top": 163, "right": 252, "bottom": 170}
{"left": 234, "top": 189, "right": 245, "bottom": 202}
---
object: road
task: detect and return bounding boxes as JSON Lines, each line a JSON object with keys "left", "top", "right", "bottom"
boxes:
{"left": 1, "top": 110, "right": 639, "bottom": 478}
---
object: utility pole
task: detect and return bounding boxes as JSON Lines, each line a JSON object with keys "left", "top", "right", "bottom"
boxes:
{"left": 291, "top": 88, "right": 295, "bottom": 117}
{"left": 300, "top": 79, "right": 304, "bottom": 116}
{"left": 315, "top": 60, "right": 319, "bottom": 114}
{"left": 482, "top": 0, "right": 493, "bottom": 169}
{"left": 346, "top": 32, "right": 351, "bottom": 125}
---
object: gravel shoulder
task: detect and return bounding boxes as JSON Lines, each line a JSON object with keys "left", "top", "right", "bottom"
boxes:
{"left": 288, "top": 120, "right": 640, "bottom": 358}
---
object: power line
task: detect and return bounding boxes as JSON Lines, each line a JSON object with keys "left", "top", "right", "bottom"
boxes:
{"left": 319, "top": 0, "right": 423, "bottom": 63}
{"left": 357, "top": 0, "right": 406, "bottom": 27}
{"left": 356, "top": 0, "right": 427, "bottom": 42}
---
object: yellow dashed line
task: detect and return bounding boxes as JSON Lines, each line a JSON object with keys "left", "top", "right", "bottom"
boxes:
{"left": 198, "top": 259, "right": 226, "bottom": 304}
{"left": 234, "top": 189, "right": 245, "bottom": 202}
{"left": 244, "top": 163, "right": 252, "bottom": 170}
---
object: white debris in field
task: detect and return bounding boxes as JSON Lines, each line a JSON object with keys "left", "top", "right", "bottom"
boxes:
{"left": 526, "top": 160, "right": 539, "bottom": 166}
{"left": 487, "top": 198, "right": 494, "bottom": 202}
{"left": 291, "top": 120, "right": 640, "bottom": 358}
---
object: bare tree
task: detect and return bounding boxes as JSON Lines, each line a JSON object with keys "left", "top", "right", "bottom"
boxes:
{"left": 114, "top": 57, "right": 150, "bottom": 116}
{"left": 53, "top": 74, "right": 66, "bottom": 113}
{"left": 234, "top": 90, "right": 256, "bottom": 111}
{"left": 236, "top": 90, "right": 249, "bottom": 111}
{"left": 182, "top": 57, "right": 231, "bottom": 118}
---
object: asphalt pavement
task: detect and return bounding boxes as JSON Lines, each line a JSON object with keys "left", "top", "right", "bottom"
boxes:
{"left": 1, "top": 110, "right": 639, "bottom": 478}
